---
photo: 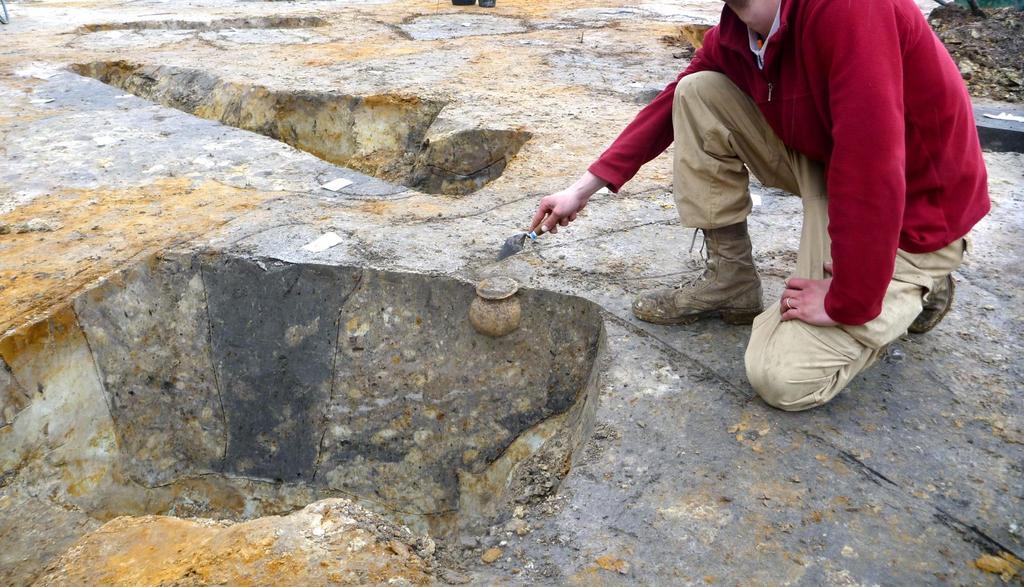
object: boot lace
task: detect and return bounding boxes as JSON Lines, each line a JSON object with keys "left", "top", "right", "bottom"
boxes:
{"left": 676, "top": 228, "right": 711, "bottom": 289}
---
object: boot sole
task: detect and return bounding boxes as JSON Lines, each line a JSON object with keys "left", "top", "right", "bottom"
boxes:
{"left": 632, "top": 307, "right": 763, "bottom": 326}
{"left": 908, "top": 275, "right": 955, "bottom": 334}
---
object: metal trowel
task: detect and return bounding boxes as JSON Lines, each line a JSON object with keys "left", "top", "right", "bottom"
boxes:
{"left": 497, "top": 226, "right": 548, "bottom": 261}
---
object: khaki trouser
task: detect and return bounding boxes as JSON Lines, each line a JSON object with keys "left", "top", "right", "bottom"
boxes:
{"left": 672, "top": 71, "right": 965, "bottom": 411}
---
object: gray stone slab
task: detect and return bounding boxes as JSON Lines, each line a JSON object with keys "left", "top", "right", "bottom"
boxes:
{"left": 202, "top": 255, "right": 357, "bottom": 482}
{"left": 975, "top": 104, "right": 1024, "bottom": 152}
{"left": 73, "top": 253, "right": 225, "bottom": 486}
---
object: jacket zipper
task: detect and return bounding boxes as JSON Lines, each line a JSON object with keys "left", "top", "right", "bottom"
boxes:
{"left": 768, "top": 82, "right": 774, "bottom": 102}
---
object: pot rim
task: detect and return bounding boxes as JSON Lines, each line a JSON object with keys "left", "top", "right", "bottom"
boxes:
{"left": 475, "top": 276, "right": 519, "bottom": 300}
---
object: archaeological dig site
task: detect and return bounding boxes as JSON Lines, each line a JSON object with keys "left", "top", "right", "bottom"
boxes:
{"left": 0, "top": 0, "right": 1021, "bottom": 584}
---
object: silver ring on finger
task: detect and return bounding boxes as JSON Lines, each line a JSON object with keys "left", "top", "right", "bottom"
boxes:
{"left": 785, "top": 298, "right": 794, "bottom": 310}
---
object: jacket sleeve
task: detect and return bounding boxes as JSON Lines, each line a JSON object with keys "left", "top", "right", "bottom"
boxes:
{"left": 807, "top": 1, "right": 908, "bottom": 325}
{"left": 588, "top": 27, "right": 722, "bottom": 192}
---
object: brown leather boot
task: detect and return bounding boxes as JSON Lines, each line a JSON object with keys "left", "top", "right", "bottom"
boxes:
{"left": 632, "top": 221, "right": 763, "bottom": 325}
{"left": 908, "top": 273, "right": 954, "bottom": 334}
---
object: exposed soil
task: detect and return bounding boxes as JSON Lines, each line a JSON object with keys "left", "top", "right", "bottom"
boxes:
{"left": 74, "top": 16, "right": 329, "bottom": 34}
{"left": 71, "top": 61, "right": 530, "bottom": 196}
{"left": 929, "top": 6, "right": 1024, "bottom": 102}
{"left": 659, "top": 23, "right": 712, "bottom": 59}
{"left": 32, "top": 499, "right": 441, "bottom": 586}
{"left": 0, "top": 178, "right": 273, "bottom": 335}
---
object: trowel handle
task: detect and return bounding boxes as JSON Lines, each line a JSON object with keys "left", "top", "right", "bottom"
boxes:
{"left": 527, "top": 225, "right": 548, "bottom": 240}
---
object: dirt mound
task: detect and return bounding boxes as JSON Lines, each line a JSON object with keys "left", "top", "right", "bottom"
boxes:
{"left": 660, "top": 24, "right": 712, "bottom": 59}
{"left": 32, "top": 499, "right": 439, "bottom": 586}
{"left": 930, "top": 6, "right": 1024, "bottom": 103}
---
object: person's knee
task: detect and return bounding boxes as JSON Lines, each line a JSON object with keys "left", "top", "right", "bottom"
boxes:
{"left": 745, "top": 346, "right": 842, "bottom": 411}
{"left": 675, "top": 71, "right": 732, "bottom": 105}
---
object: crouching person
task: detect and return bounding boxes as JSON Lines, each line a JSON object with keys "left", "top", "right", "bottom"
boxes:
{"left": 528, "top": 0, "right": 988, "bottom": 410}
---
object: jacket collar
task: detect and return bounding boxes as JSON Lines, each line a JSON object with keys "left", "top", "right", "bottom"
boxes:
{"left": 717, "top": 0, "right": 796, "bottom": 72}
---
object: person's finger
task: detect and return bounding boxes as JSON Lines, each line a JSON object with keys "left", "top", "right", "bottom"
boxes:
{"left": 782, "top": 287, "right": 802, "bottom": 300}
{"left": 549, "top": 224, "right": 559, "bottom": 234}
{"left": 786, "top": 277, "right": 811, "bottom": 290}
{"left": 541, "top": 210, "right": 565, "bottom": 233}
{"left": 824, "top": 261, "right": 834, "bottom": 275}
{"left": 530, "top": 214, "right": 548, "bottom": 233}
{"left": 568, "top": 212, "right": 578, "bottom": 222}
{"left": 780, "top": 293, "right": 801, "bottom": 313}
{"left": 558, "top": 216, "right": 569, "bottom": 227}
{"left": 530, "top": 199, "right": 553, "bottom": 230}
{"left": 780, "top": 306, "right": 800, "bottom": 321}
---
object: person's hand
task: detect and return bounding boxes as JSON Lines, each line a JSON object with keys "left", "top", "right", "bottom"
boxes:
{"left": 529, "top": 171, "right": 607, "bottom": 234}
{"left": 530, "top": 190, "right": 589, "bottom": 234}
{"left": 780, "top": 263, "right": 839, "bottom": 326}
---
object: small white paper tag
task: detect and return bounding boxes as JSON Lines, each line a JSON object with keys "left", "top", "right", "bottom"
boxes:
{"left": 752, "top": 193, "right": 763, "bottom": 206}
{"left": 302, "top": 232, "right": 343, "bottom": 253}
{"left": 320, "top": 177, "right": 354, "bottom": 192}
{"left": 93, "top": 136, "right": 118, "bottom": 146}
{"left": 30, "top": 98, "right": 55, "bottom": 105}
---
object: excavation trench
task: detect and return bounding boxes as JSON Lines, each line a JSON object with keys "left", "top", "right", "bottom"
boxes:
{"left": 0, "top": 252, "right": 603, "bottom": 551}
{"left": 71, "top": 61, "right": 531, "bottom": 195}
{"left": 74, "top": 16, "right": 330, "bottom": 34}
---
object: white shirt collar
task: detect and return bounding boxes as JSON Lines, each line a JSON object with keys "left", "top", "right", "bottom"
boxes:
{"left": 747, "top": 3, "right": 782, "bottom": 69}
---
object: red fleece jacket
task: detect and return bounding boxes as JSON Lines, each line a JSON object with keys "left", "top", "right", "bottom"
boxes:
{"left": 589, "top": 0, "right": 989, "bottom": 325}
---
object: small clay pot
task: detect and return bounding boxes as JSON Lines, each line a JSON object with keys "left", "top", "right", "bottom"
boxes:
{"left": 469, "top": 277, "right": 521, "bottom": 337}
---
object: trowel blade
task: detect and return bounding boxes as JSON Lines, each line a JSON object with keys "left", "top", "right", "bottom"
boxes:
{"left": 496, "top": 233, "right": 528, "bottom": 261}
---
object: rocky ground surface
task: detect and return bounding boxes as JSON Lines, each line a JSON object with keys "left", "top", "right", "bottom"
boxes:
{"left": 0, "top": 0, "right": 1022, "bottom": 585}
{"left": 929, "top": 5, "right": 1024, "bottom": 103}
